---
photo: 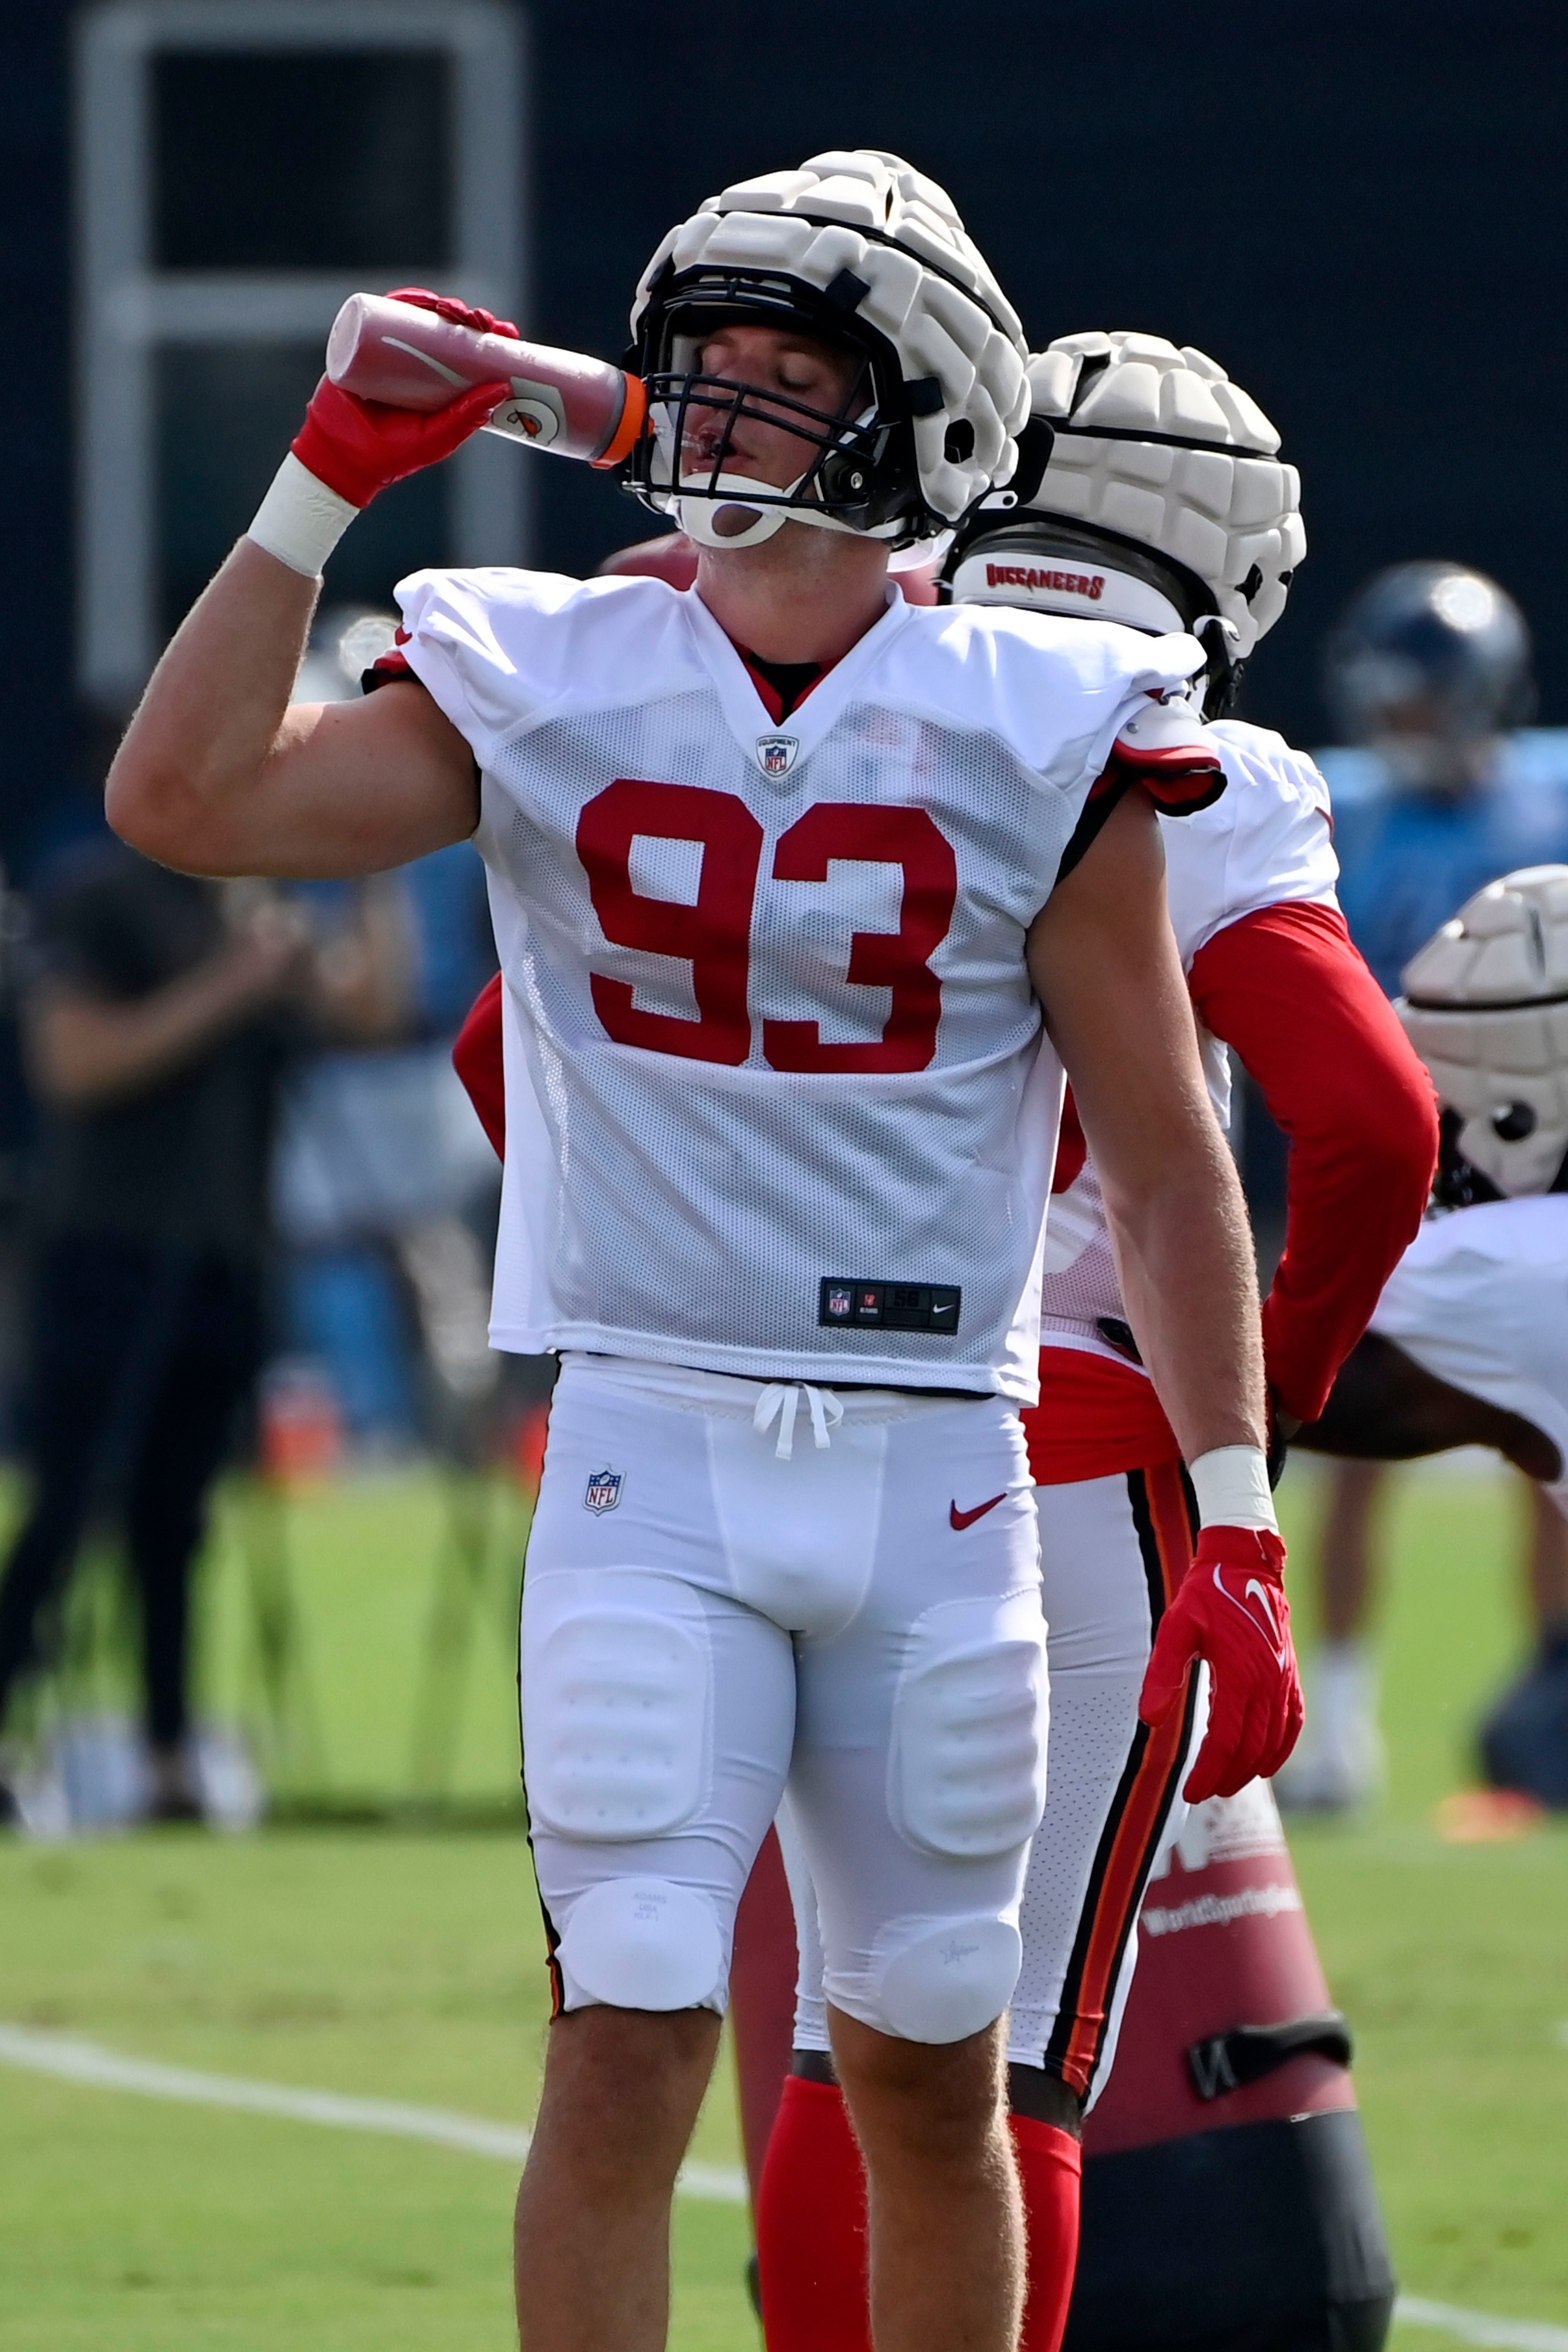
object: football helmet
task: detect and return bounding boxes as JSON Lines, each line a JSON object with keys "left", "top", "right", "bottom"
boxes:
{"left": 624, "top": 150, "right": 1029, "bottom": 549}
{"left": 1323, "top": 562, "right": 1533, "bottom": 787}
{"left": 1399, "top": 864, "right": 1568, "bottom": 1199}
{"left": 945, "top": 332, "right": 1303, "bottom": 716}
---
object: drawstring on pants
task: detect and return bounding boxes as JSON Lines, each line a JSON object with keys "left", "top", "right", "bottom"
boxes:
{"left": 754, "top": 1383, "right": 844, "bottom": 1461}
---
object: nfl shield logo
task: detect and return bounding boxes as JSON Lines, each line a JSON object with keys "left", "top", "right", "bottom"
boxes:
{"left": 583, "top": 1469, "right": 623, "bottom": 1515}
{"left": 825, "top": 1285, "right": 852, "bottom": 1320}
{"left": 757, "top": 735, "right": 799, "bottom": 776}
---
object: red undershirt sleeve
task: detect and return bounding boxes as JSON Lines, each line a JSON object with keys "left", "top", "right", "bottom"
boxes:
{"left": 1186, "top": 899, "right": 1439, "bottom": 1426}
{"left": 452, "top": 972, "right": 506, "bottom": 1161}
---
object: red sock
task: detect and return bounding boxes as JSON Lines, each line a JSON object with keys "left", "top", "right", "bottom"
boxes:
{"left": 1010, "top": 2112, "right": 1083, "bottom": 2352}
{"left": 755, "top": 2075, "right": 871, "bottom": 2352}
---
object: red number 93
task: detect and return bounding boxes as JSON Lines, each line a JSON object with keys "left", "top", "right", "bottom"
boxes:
{"left": 575, "top": 780, "right": 958, "bottom": 1073}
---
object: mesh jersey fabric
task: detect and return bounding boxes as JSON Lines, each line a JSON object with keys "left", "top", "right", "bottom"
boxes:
{"left": 1369, "top": 1197, "right": 1568, "bottom": 1517}
{"left": 395, "top": 567, "right": 1205, "bottom": 1396}
{"left": 1038, "top": 719, "right": 1338, "bottom": 1368}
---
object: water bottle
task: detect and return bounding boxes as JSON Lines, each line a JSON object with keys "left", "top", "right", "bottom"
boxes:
{"left": 324, "top": 292, "right": 647, "bottom": 468}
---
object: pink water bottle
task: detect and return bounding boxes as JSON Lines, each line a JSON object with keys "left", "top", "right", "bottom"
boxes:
{"left": 324, "top": 292, "right": 648, "bottom": 469}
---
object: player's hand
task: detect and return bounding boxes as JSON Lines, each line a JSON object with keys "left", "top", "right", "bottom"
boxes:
{"left": 1138, "top": 1524, "right": 1304, "bottom": 1802}
{"left": 385, "top": 287, "right": 520, "bottom": 342}
{"left": 291, "top": 359, "right": 509, "bottom": 510}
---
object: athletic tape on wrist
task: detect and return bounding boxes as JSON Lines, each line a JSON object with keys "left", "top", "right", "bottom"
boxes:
{"left": 1188, "top": 1445, "right": 1278, "bottom": 1534}
{"left": 246, "top": 453, "right": 358, "bottom": 579}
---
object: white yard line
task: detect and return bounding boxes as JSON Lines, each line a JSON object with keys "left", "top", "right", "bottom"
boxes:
{"left": 0, "top": 2021, "right": 746, "bottom": 2204}
{"left": 1397, "top": 2298, "right": 1568, "bottom": 2351}
{"left": 3, "top": 2024, "right": 1564, "bottom": 2341}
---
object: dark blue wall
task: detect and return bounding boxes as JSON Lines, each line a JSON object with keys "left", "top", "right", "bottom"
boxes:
{"left": 524, "top": 0, "right": 1568, "bottom": 746}
{"left": 3, "top": 0, "right": 76, "bottom": 879}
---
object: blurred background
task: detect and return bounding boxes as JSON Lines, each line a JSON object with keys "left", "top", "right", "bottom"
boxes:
{"left": 0, "top": 10, "right": 1566, "bottom": 2345}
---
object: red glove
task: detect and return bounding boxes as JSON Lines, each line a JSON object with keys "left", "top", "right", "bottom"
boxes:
{"left": 1138, "top": 1525, "right": 1304, "bottom": 1802}
{"left": 292, "top": 292, "right": 514, "bottom": 510}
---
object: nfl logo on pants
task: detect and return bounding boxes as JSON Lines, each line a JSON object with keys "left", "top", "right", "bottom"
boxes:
{"left": 583, "top": 1468, "right": 622, "bottom": 1514}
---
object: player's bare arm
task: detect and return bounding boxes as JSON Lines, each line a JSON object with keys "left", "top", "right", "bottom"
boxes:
{"left": 1027, "top": 789, "right": 1265, "bottom": 1461}
{"left": 1029, "top": 788, "right": 1302, "bottom": 1803}
{"left": 105, "top": 542, "right": 478, "bottom": 879}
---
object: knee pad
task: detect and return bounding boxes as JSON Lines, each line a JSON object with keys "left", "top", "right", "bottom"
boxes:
{"left": 523, "top": 1570, "right": 711, "bottom": 1841}
{"left": 888, "top": 1590, "right": 1047, "bottom": 1859}
{"left": 874, "top": 1914, "right": 1023, "bottom": 2044}
{"left": 555, "top": 1877, "right": 725, "bottom": 2012}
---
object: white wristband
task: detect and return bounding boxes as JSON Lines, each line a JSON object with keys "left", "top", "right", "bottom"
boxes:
{"left": 246, "top": 452, "right": 359, "bottom": 579}
{"left": 1188, "top": 1445, "right": 1277, "bottom": 1534}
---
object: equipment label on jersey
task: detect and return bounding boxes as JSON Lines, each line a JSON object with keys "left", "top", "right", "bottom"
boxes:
{"left": 819, "top": 1280, "right": 961, "bottom": 1334}
{"left": 755, "top": 735, "right": 800, "bottom": 775}
{"left": 583, "top": 1468, "right": 623, "bottom": 1514}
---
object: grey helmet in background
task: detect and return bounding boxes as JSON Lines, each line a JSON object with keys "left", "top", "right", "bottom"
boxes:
{"left": 1399, "top": 864, "right": 1568, "bottom": 1202}
{"left": 1323, "top": 561, "right": 1535, "bottom": 793}
{"left": 945, "top": 330, "right": 1304, "bottom": 717}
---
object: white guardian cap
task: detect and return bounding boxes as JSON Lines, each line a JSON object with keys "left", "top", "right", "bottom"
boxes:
{"left": 1399, "top": 865, "right": 1568, "bottom": 1199}
{"left": 624, "top": 150, "right": 1029, "bottom": 549}
{"left": 947, "top": 332, "right": 1304, "bottom": 715}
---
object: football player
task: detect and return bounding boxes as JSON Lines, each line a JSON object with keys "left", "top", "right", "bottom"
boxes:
{"left": 749, "top": 336, "right": 1437, "bottom": 2352}
{"left": 1288, "top": 566, "right": 1568, "bottom": 1808}
{"left": 1296, "top": 863, "right": 1568, "bottom": 1810}
{"left": 106, "top": 159, "right": 1298, "bottom": 2352}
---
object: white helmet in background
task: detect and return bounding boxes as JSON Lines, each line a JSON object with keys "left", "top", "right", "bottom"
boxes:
{"left": 625, "top": 150, "right": 1029, "bottom": 549}
{"left": 1399, "top": 865, "right": 1568, "bottom": 1199}
{"left": 947, "top": 331, "right": 1304, "bottom": 713}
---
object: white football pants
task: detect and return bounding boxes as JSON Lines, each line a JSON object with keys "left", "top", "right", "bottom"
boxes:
{"left": 787, "top": 1460, "right": 1206, "bottom": 2104}
{"left": 521, "top": 1353, "right": 1046, "bottom": 2045}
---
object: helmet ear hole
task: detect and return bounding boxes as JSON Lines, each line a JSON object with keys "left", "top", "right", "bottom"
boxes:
{"left": 944, "top": 419, "right": 976, "bottom": 465}
{"left": 1492, "top": 1102, "right": 1538, "bottom": 1142}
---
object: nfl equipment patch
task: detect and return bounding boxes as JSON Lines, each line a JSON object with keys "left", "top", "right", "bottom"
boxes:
{"left": 818, "top": 1280, "right": 961, "bottom": 1333}
{"left": 756, "top": 734, "right": 799, "bottom": 776}
{"left": 583, "top": 1468, "right": 623, "bottom": 1514}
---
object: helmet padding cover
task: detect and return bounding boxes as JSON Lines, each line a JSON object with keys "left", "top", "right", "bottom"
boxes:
{"left": 630, "top": 150, "right": 1029, "bottom": 530}
{"left": 1399, "top": 864, "right": 1568, "bottom": 1197}
{"left": 1021, "top": 332, "right": 1304, "bottom": 663}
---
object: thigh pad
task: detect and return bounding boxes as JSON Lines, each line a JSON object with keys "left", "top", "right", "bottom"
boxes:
{"left": 523, "top": 1569, "right": 711, "bottom": 1843}
{"left": 888, "top": 1588, "right": 1048, "bottom": 1859}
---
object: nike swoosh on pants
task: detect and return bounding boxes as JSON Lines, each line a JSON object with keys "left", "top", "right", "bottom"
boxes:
{"left": 950, "top": 1492, "right": 1007, "bottom": 1531}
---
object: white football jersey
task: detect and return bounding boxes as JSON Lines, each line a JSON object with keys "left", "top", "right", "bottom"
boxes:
{"left": 395, "top": 569, "right": 1206, "bottom": 1397}
{"left": 1369, "top": 1197, "right": 1568, "bottom": 1516}
{"left": 1040, "top": 720, "right": 1339, "bottom": 1365}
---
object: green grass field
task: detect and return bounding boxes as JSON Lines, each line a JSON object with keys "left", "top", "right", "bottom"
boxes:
{"left": 0, "top": 1458, "right": 1564, "bottom": 2350}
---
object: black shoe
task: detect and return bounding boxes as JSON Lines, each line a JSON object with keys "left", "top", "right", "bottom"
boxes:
{"left": 0, "top": 1778, "right": 21, "bottom": 1829}
{"left": 1480, "top": 1628, "right": 1568, "bottom": 1808}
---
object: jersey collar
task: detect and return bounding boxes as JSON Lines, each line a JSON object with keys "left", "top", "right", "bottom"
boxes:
{"left": 681, "top": 583, "right": 917, "bottom": 781}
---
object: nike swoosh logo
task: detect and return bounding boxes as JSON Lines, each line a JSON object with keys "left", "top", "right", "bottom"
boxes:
{"left": 1212, "top": 1564, "right": 1286, "bottom": 1658}
{"left": 950, "top": 1492, "right": 1007, "bottom": 1531}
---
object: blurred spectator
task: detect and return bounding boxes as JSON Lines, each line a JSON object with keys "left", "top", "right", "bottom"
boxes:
{"left": 1285, "top": 563, "right": 1568, "bottom": 1809}
{"left": 273, "top": 610, "right": 498, "bottom": 1455}
{"left": 0, "top": 839, "right": 400, "bottom": 1827}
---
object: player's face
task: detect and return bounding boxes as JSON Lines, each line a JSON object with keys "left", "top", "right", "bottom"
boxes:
{"left": 685, "top": 324, "right": 864, "bottom": 490}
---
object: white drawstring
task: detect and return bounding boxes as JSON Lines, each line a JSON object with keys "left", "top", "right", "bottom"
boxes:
{"left": 753, "top": 1383, "right": 844, "bottom": 1461}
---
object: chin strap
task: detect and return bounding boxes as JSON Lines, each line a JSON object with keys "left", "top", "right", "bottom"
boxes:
{"left": 673, "top": 471, "right": 908, "bottom": 551}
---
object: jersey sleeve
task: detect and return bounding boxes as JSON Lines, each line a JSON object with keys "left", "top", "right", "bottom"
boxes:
{"left": 1187, "top": 899, "right": 1439, "bottom": 1424}
{"left": 452, "top": 972, "right": 506, "bottom": 1160}
{"left": 1175, "top": 726, "right": 1339, "bottom": 963}
{"left": 1056, "top": 697, "right": 1226, "bottom": 877}
{"left": 1103, "top": 697, "right": 1227, "bottom": 815}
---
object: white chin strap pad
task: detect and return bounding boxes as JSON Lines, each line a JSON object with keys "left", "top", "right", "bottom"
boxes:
{"left": 675, "top": 471, "right": 876, "bottom": 550}
{"left": 676, "top": 476, "right": 790, "bottom": 549}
